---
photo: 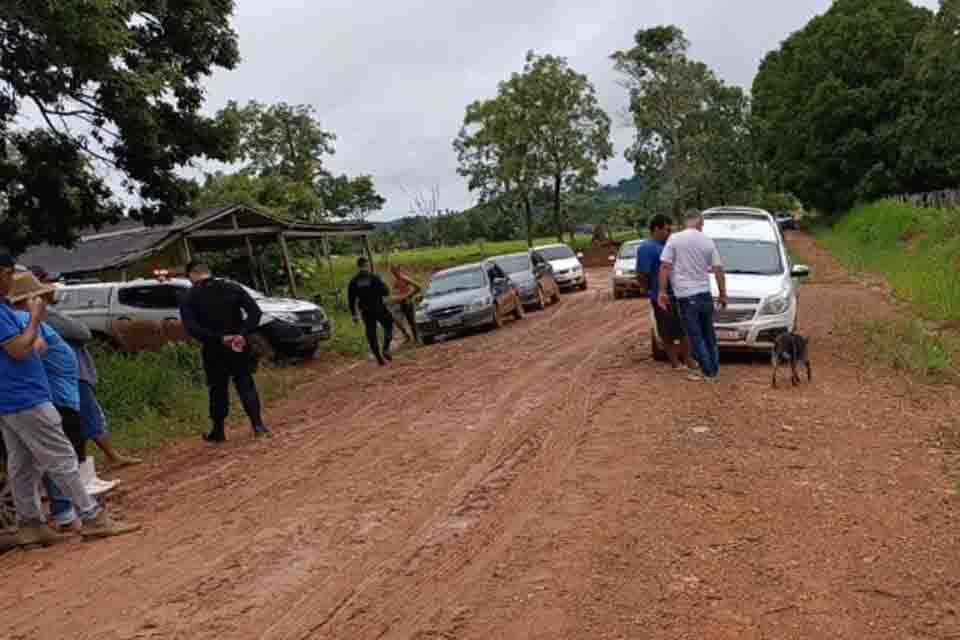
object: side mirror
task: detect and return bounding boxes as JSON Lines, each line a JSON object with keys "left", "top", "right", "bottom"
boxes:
{"left": 791, "top": 265, "right": 810, "bottom": 278}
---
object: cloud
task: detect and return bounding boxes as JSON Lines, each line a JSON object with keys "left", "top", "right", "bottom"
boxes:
{"left": 203, "top": 0, "right": 938, "bottom": 220}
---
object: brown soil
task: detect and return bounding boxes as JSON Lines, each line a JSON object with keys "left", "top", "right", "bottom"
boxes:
{"left": 2, "top": 233, "right": 959, "bottom": 640}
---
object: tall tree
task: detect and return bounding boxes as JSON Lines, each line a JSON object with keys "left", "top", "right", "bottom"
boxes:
{"left": 751, "top": 0, "right": 933, "bottom": 213}
{"left": 897, "top": 0, "right": 960, "bottom": 193}
{"left": 612, "top": 26, "right": 751, "bottom": 216}
{"left": 0, "top": 0, "right": 241, "bottom": 254}
{"left": 202, "top": 100, "right": 385, "bottom": 221}
{"left": 455, "top": 51, "right": 612, "bottom": 246}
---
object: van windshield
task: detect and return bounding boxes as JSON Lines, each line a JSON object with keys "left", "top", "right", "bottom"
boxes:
{"left": 425, "top": 269, "right": 485, "bottom": 297}
{"left": 538, "top": 246, "right": 575, "bottom": 261}
{"left": 714, "top": 239, "right": 783, "bottom": 275}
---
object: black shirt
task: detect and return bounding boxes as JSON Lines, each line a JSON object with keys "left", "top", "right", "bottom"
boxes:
{"left": 348, "top": 271, "right": 390, "bottom": 316}
{"left": 179, "top": 278, "right": 262, "bottom": 345}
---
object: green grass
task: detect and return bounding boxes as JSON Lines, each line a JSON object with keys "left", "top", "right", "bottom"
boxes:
{"left": 859, "top": 319, "right": 957, "bottom": 380}
{"left": 816, "top": 199, "right": 960, "bottom": 323}
{"left": 92, "top": 342, "right": 300, "bottom": 453}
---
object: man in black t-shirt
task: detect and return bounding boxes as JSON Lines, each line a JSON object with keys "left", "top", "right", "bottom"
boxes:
{"left": 180, "top": 258, "right": 271, "bottom": 442}
{"left": 347, "top": 258, "right": 394, "bottom": 366}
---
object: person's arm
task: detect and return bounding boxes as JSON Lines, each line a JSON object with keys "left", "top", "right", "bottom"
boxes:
{"left": 235, "top": 285, "right": 263, "bottom": 337}
{"left": 401, "top": 273, "right": 422, "bottom": 296}
{"left": 0, "top": 298, "right": 45, "bottom": 361}
{"left": 179, "top": 296, "right": 221, "bottom": 344}
{"left": 710, "top": 243, "right": 727, "bottom": 308}
{"left": 634, "top": 245, "right": 650, "bottom": 292}
{"left": 34, "top": 335, "right": 48, "bottom": 356}
{"left": 46, "top": 312, "right": 92, "bottom": 343}
{"left": 376, "top": 275, "right": 390, "bottom": 299}
{"left": 657, "top": 263, "right": 673, "bottom": 310}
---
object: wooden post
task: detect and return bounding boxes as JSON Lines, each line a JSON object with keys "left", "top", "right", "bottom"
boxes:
{"left": 181, "top": 236, "right": 192, "bottom": 264}
{"left": 322, "top": 236, "right": 336, "bottom": 292}
{"left": 278, "top": 232, "right": 298, "bottom": 297}
{"left": 232, "top": 213, "right": 260, "bottom": 290}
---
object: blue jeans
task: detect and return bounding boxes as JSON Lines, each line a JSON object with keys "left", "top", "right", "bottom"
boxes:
{"left": 677, "top": 292, "right": 720, "bottom": 378}
{"left": 43, "top": 476, "right": 77, "bottom": 526}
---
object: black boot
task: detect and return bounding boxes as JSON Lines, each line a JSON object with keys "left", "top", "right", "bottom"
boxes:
{"left": 203, "top": 422, "right": 226, "bottom": 443}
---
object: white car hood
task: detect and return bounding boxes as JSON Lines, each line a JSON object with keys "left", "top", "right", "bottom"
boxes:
{"left": 613, "top": 257, "right": 637, "bottom": 274}
{"left": 548, "top": 257, "right": 582, "bottom": 272}
{"left": 257, "top": 297, "right": 318, "bottom": 314}
{"left": 710, "top": 273, "right": 789, "bottom": 299}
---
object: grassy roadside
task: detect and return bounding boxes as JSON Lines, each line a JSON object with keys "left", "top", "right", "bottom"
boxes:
{"left": 815, "top": 199, "right": 959, "bottom": 380}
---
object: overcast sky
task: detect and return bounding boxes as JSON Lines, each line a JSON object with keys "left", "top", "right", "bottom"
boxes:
{"left": 202, "top": 0, "right": 938, "bottom": 221}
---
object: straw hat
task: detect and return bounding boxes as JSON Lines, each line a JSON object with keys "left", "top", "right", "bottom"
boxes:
{"left": 8, "top": 271, "right": 56, "bottom": 304}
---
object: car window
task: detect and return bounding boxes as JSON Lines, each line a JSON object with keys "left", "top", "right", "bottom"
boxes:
{"left": 54, "top": 288, "right": 110, "bottom": 310}
{"left": 714, "top": 239, "right": 784, "bottom": 275}
{"left": 538, "top": 246, "right": 575, "bottom": 261}
{"left": 492, "top": 255, "right": 531, "bottom": 274}
{"left": 117, "top": 284, "right": 187, "bottom": 309}
{"left": 424, "top": 269, "right": 486, "bottom": 298}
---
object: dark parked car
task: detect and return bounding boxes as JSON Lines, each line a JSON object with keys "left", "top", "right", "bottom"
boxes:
{"left": 416, "top": 261, "right": 524, "bottom": 345}
{"left": 775, "top": 212, "right": 797, "bottom": 231}
{"left": 490, "top": 251, "right": 561, "bottom": 310}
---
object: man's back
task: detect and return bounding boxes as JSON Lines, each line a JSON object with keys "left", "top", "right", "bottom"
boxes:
{"left": 661, "top": 229, "right": 722, "bottom": 298}
{"left": 181, "top": 279, "right": 256, "bottom": 340}
{"left": 348, "top": 272, "right": 389, "bottom": 315}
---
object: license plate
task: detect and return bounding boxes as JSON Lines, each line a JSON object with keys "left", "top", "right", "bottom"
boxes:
{"left": 438, "top": 318, "right": 461, "bottom": 328}
{"left": 716, "top": 329, "right": 742, "bottom": 341}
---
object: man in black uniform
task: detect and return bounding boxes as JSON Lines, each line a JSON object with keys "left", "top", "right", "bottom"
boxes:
{"left": 179, "top": 258, "right": 271, "bottom": 442}
{"left": 348, "top": 258, "right": 394, "bottom": 366}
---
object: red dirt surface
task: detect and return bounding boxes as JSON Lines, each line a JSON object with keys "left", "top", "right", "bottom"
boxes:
{"left": 1, "top": 233, "right": 959, "bottom": 639}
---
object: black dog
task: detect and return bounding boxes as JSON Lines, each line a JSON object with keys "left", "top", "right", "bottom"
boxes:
{"left": 772, "top": 333, "right": 811, "bottom": 388}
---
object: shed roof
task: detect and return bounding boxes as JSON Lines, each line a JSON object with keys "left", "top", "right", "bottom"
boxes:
{"left": 18, "top": 205, "right": 374, "bottom": 277}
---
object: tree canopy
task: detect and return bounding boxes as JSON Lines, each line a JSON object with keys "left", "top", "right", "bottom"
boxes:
{"left": 455, "top": 52, "right": 612, "bottom": 246}
{"left": 751, "top": 0, "right": 934, "bottom": 213}
{"left": 612, "top": 26, "right": 752, "bottom": 215}
{"left": 0, "top": 0, "right": 241, "bottom": 254}
{"left": 196, "top": 100, "right": 385, "bottom": 221}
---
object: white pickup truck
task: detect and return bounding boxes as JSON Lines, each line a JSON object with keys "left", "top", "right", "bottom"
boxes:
{"left": 53, "top": 277, "right": 331, "bottom": 359}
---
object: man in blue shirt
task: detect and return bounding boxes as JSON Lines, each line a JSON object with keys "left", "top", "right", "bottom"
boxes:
{"left": 0, "top": 258, "right": 138, "bottom": 546}
{"left": 635, "top": 215, "right": 695, "bottom": 370}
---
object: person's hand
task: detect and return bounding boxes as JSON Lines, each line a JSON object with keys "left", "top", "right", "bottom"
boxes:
{"left": 657, "top": 291, "right": 670, "bottom": 311}
{"left": 26, "top": 296, "right": 47, "bottom": 321}
{"left": 230, "top": 335, "right": 246, "bottom": 352}
{"left": 717, "top": 293, "right": 728, "bottom": 310}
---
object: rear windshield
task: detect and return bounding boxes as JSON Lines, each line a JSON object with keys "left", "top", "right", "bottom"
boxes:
{"left": 492, "top": 255, "right": 531, "bottom": 274}
{"left": 539, "top": 246, "right": 575, "bottom": 261}
{"left": 714, "top": 239, "right": 783, "bottom": 275}
{"left": 618, "top": 243, "right": 641, "bottom": 259}
{"left": 425, "top": 268, "right": 486, "bottom": 297}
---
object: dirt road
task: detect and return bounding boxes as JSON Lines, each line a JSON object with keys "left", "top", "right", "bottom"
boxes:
{"left": 2, "top": 234, "right": 959, "bottom": 639}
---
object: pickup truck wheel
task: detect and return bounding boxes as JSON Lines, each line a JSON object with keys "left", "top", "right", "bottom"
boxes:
{"left": 422, "top": 335, "right": 435, "bottom": 346}
{"left": 652, "top": 327, "right": 669, "bottom": 362}
{"left": 579, "top": 280, "right": 588, "bottom": 291}
{"left": 250, "top": 333, "right": 277, "bottom": 365}
{"left": 551, "top": 285, "right": 561, "bottom": 304}
{"left": 614, "top": 288, "right": 624, "bottom": 300}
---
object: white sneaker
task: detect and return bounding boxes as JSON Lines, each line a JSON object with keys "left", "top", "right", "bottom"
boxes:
{"left": 79, "top": 459, "right": 118, "bottom": 496}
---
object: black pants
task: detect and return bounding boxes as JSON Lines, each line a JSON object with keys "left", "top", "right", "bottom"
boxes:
{"left": 201, "top": 343, "right": 263, "bottom": 434}
{"left": 56, "top": 405, "right": 86, "bottom": 463}
{"left": 362, "top": 309, "right": 394, "bottom": 364}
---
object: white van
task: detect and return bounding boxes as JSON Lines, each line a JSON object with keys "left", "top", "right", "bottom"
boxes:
{"left": 651, "top": 208, "right": 809, "bottom": 360}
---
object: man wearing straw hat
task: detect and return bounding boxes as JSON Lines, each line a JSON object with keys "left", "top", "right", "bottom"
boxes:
{"left": 0, "top": 256, "right": 138, "bottom": 545}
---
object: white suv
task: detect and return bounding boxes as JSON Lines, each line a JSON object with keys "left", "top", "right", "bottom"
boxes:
{"left": 652, "top": 207, "right": 809, "bottom": 359}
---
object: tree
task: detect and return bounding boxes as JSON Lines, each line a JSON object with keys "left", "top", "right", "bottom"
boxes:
{"left": 612, "top": 26, "right": 751, "bottom": 216}
{"left": 897, "top": 0, "right": 960, "bottom": 193}
{"left": 200, "top": 100, "right": 385, "bottom": 221}
{"left": 455, "top": 51, "right": 612, "bottom": 246}
{"left": 751, "top": 0, "right": 933, "bottom": 213}
{"left": 0, "top": 0, "right": 241, "bottom": 254}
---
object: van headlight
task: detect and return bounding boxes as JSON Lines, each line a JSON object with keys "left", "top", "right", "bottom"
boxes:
{"left": 467, "top": 297, "right": 492, "bottom": 312}
{"left": 269, "top": 312, "right": 300, "bottom": 324}
{"left": 759, "top": 291, "right": 791, "bottom": 316}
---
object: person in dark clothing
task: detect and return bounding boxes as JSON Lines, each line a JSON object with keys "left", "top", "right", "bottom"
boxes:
{"left": 179, "top": 259, "right": 271, "bottom": 442}
{"left": 348, "top": 258, "right": 394, "bottom": 366}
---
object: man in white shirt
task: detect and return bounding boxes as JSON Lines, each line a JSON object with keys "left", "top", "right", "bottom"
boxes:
{"left": 657, "top": 210, "right": 728, "bottom": 380}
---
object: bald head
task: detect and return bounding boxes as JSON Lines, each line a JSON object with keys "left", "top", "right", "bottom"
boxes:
{"left": 685, "top": 210, "right": 704, "bottom": 230}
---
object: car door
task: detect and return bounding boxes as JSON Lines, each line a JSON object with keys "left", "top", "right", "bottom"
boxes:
{"left": 113, "top": 283, "right": 187, "bottom": 331}
{"left": 487, "top": 264, "right": 512, "bottom": 311}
